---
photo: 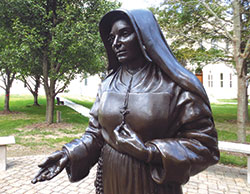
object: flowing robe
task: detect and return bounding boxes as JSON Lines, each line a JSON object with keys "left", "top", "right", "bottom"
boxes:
{"left": 63, "top": 63, "right": 219, "bottom": 194}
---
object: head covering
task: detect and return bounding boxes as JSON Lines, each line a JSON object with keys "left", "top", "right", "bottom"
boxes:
{"left": 99, "top": 9, "right": 210, "bottom": 106}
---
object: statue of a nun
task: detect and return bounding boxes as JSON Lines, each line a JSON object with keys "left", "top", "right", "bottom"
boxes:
{"left": 32, "top": 9, "right": 220, "bottom": 194}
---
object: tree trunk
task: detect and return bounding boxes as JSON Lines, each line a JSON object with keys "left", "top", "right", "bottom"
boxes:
{"left": 246, "top": 75, "right": 249, "bottom": 122}
{"left": 33, "top": 92, "right": 39, "bottom": 106}
{"left": 33, "top": 75, "right": 40, "bottom": 106}
{"left": 4, "top": 88, "right": 10, "bottom": 112}
{"left": 42, "top": 48, "right": 56, "bottom": 124}
{"left": 46, "top": 95, "right": 55, "bottom": 124}
{"left": 237, "top": 76, "right": 247, "bottom": 142}
{"left": 233, "top": 0, "right": 247, "bottom": 143}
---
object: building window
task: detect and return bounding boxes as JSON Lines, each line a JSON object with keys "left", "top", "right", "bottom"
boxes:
{"left": 84, "top": 78, "right": 88, "bottom": 86}
{"left": 220, "top": 73, "right": 223, "bottom": 87}
{"left": 208, "top": 73, "right": 213, "bottom": 88}
{"left": 229, "top": 73, "right": 232, "bottom": 88}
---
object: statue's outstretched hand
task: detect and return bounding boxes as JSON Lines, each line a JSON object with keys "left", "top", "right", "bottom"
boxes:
{"left": 31, "top": 150, "right": 69, "bottom": 184}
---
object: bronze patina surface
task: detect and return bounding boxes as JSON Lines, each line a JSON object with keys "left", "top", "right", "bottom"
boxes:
{"left": 32, "top": 9, "right": 220, "bottom": 194}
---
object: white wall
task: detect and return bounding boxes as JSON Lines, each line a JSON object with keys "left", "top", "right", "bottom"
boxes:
{"left": 0, "top": 74, "right": 101, "bottom": 99}
{"left": 203, "top": 63, "right": 246, "bottom": 100}
{"left": 2, "top": 67, "right": 249, "bottom": 101}
{"left": 63, "top": 74, "right": 101, "bottom": 99}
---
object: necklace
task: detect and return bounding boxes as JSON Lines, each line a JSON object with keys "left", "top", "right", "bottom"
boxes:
{"left": 120, "top": 74, "right": 133, "bottom": 121}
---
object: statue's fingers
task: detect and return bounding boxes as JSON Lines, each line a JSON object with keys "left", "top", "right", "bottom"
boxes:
{"left": 38, "top": 158, "right": 52, "bottom": 168}
{"left": 40, "top": 170, "right": 51, "bottom": 181}
{"left": 32, "top": 167, "right": 48, "bottom": 182}
{"left": 47, "top": 154, "right": 68, "bottom": 180}
{"left": 46, "top": 166, "right": 61, "bottom": 180}
{"left": 31, "top": 169, "right": 50, "bottom": 183}
{"left": 31, "top": 178, "right": 38, "bottom": 184}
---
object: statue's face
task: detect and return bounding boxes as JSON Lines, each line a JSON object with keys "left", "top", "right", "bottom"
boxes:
{"left": 108, "top": 19, "right": 143, "bottom": 65}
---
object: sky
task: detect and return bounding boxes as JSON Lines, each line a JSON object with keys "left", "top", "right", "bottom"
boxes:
{"left": 116, "top": 0, "right": 164, "bottom": 9}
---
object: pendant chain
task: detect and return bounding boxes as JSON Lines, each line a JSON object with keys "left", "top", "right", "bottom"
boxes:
{"left": 120, "top": 75, "right": 133, "bottom": 121}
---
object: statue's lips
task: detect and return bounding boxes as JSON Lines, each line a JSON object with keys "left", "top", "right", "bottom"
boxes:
{"left": 116, "top": 50, "right": 127, "bottom": 57}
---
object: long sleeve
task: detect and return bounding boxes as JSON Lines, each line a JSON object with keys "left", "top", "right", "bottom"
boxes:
{"left": 63, "top": 88, "right": 104, "bottom": 182}
{"left": 147, "top": 90, "right": 220, "bottom": 185}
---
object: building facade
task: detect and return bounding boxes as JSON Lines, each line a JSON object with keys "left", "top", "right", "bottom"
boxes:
{"left": 202, "top": 63, "right": 239, "bottom": 101}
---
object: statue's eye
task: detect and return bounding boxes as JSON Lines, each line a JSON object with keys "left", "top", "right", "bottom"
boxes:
{"left": 122, "top": 30, "right": 129, "bottom": 36}
{"left": 108, "top": 35, "right": 115, "bottom": 44}
{"left": 121, "top": 28, "right": 133, "bottom": 37}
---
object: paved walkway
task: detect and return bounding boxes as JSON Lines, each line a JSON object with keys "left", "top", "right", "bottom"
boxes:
{"left": 59, "top": 97, "right": 90, "bottom": 118}
{"left": 1, "top": 99, "right": 249, "bottom": 193}
{"left": 0, "top": 155, "right": 249, "bottom": 194}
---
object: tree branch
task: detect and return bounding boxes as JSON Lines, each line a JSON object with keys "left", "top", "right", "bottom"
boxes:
{"left": 55, "top": 62, "right": 62, "bottom": 74}
{"left": 242, "top": 38, "right": 250, "bottom": 59}
{"left": 10, "top": 73, "right": 16, "bottom": 87}
{"left": 201, "top": 0, "right": 234, "bottom": 40}
{"left": 55, "top": 72, "right": 74, "bottom": 95}
{"left": 245, "top": 74, "right": 250, "bottom": 81}
{"left": 196, "top": 12, "right": 233, "bottom": 36}
{"left": 0, "top": 71, "right": 7, "bottom": 88}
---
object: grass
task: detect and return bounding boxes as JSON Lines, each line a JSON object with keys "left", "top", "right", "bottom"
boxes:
{"left": 219, "top": 152, "right": 247, "bottom": 167}
{"left": 211, "top": 103, "right": 250, "bottom": 167}
{"left": 212, "top": 103, "right": 250, "bottom": 141}
{"left": 217, "top": 99, "right": 237, "bottom": 103}
{"left": 0, "top": 95, "right": 249, "bottom": 167}
{"left": 211, "top": 103, "right": 238, "bottom": 122}
{"left": 0, "top": 95, "right": 88, "bottom": 154}
{"left": 218, "top": 98, "right": 250, "bottom": 103}
{"left": 65, "top": 97, "right": 94, "bottom": 109}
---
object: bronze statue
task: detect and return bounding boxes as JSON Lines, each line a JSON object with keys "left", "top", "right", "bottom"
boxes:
{"left": 32, "top": 9, "right": 220, "bottom": 194}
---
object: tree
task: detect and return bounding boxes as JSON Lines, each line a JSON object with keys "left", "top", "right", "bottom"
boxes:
{"left": 19, "top": 72, "right": 42, "bottom": 106}
{"left": 14, "top": 22, "right": 43, "bottom": 106}
{"left": 0, "top": 10, "right": 19, "bottom": 112}
{"left": 1, "top": 0, "right": 119, "bottom": 123}
{"left": 0, "top": 0, "right": 43, "bottom": 111}
{"left": 153, "top": 0, "right": 250, "bottom": 142}
{"left": 0, "top": 36, "right": 16, "bottom": 112}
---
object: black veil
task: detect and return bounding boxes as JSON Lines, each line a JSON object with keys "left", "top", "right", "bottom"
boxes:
{"left": 99, "top": 9, "right": 210, "bottom": 106}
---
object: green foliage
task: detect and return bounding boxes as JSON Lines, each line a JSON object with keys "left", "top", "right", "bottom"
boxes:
{"left": 0, "top": 0, "right": 119, "bottom": 81}
{"left": 0, "top": 0, "right": 119, "bottom": 122}
{"left": 152, "top": 0, "right": 250, "bottom": 70}
{"left": 153, "top": 1, "right": 250, "bottom": 143}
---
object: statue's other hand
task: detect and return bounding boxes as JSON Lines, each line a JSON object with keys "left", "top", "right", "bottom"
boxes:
{"left": 114, "top": 123, "right": 149, "bottom": 161}
{"left": 31, "top": 150, "right": 69, "bottom": 184}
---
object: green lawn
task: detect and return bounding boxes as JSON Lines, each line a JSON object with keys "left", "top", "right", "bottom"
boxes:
{"left": 217, "top": 99, "right": 250, "bottom": 103}
{"left": 212, "top": 103, "right": 250, "bottom": 142}
{"left": 65, "top": 97, "right": 94, "bottom": 109}
{"left": 0, "top": 95, "right": 249, "bottom": 167}
{"left": 211, "top": 103, "right": 250, "bottom": 167}
{"left": 0, "top": 95, "right": 88, "bottom": 155}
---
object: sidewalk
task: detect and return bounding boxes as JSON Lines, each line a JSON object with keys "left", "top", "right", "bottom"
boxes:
{"left": 0, "top": 155, "right": 249, "bottom": 194}
{"left": 59, "top": 97, "right": 91, "bottom": 118}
